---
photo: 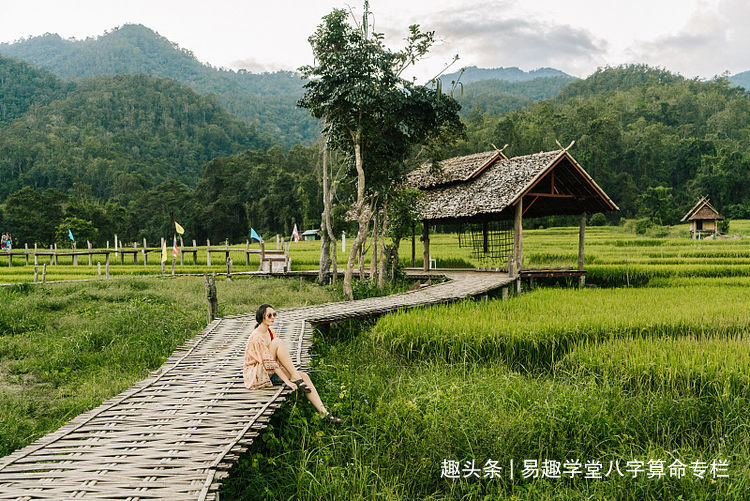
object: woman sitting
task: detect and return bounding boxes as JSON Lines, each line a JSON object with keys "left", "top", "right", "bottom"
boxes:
{"left": 243, "top": 303, "right": 341, "bottom": 424}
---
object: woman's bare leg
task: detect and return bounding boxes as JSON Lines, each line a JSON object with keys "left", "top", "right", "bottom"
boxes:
{"left": 269, "top": 339, "right": 301, "bottom": 381}
{"left": 297, "top": 371, "right": 328, "bottom": 416}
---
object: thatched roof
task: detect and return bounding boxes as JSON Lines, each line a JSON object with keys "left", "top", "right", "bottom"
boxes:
{"left": 406, "top": 150, "right": 507, "bottom": 189}
{"left": 409, "top": 149, "right": 618, "bottom": 222}
{"left": 680, "top": 196, "right": 722, "bottom": 222}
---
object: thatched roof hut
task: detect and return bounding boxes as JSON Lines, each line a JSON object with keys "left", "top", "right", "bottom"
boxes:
{"left": 406, "top": 148, "right": 618, "bottom": 277}
{"left": 680, "top": 196, "right": 722, "bottom": 239}
{"left": 409, "top": 149, "right": 617, "bottom": 222}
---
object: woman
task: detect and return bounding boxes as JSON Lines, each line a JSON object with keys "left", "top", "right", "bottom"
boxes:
{"left": 243, "top": 304, "right": 341, "bottom": 424}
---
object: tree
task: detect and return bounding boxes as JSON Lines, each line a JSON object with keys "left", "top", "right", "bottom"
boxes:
{"left": 298, "top": 7, "right": 463, "bottom": 299}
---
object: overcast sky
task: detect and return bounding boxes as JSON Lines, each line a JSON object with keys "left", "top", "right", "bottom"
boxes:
{"left": 2, "top": 0, "right": 748, "bottom": 81}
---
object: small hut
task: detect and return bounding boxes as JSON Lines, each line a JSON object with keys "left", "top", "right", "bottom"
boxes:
{"left": 681, "top": 196, "right": 723, "bottom": 239}
{"left": 407, "top": 148, "right": 618, "bottom": 283}
{"left": 302, "top": 229, "right": 320, "bottom": 241}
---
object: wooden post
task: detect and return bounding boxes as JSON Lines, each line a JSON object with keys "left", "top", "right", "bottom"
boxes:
{"left": 53, "top": 244, "right": 58, "bottom": 265}
{"left": 119, "top": 240, "right": 124, "bottom": 265}
{"left": 515, "top": 277, "right": 521, "bottom": 294}
{"left": 342, "top": 231, "right": 346, "bottom": 253}
{"left": 143, "top": 238, "right": 148, "bottom": 266}
{"left": 72, "top": 242, "right": 77, "bottom": 266}
{"left": 25, "top": 243, "right": 29, "bottom": 265}
{"left": 193, "top": 240, "right": 197, "bottom": 265}
{"left": 578, "top": 213, "right": 586, "bottom": 288}
{"left": 34, "top": 265, "right": 39, "bottom": 283}
{"left": 88, "top": 241, "right": 93, "bottom": 266}
{"left": 226, "top": 256, "right": 232, "bottom": 279}
{"left": 97, "top": 262, "right": 102, "bottom": 279}
{"left": 206, "top": 239, "right": 211, "bottom": 266}
{"left": 105, "top": 253, "right": 110, "bottom": 279}
{"left": 501, "top": 286, "right": 508, "bottom": 300}
{"left": 42, "top": 264, "right": 46, "bottom": 283}
{"left": 276, "top": 234, "right": 280, "bottom": 250}
{"left": 133, "top": 242, "right": 138, "bottom": 264}
{"left": 114, "top": 234, "right": 118, "bottom": 257}
{"left": 8, "top": 250, "right": 11, "bottom": 267}
{"left": 513, "top": 198, "right": 523, "bottom": 277}
{"left": 204, "top": 272, "right": 218, "bottom": 325}
{"left": 34, "top": 244, "right": 38, "bottom": 267}
{"left": 245, "top": 240, "right": 250, "bottom": 266}
{"left": 422, "top": 222, "right": 430, "bottom": 272}
{"left": 225, "top": 239, "right": 230, "bottom": 261}
{"left": 411, "top": 223, "right": 415, "bottom": 267}
{"left": 179, "top": 236, "right": 184, "bottom": 266}
{"left": 259, "top": 240, "right": 265, "bottom": 271}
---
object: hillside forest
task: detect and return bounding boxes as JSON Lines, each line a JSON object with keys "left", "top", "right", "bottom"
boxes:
{"left": 1, "top": 26, "right": 750, "bottom": 247}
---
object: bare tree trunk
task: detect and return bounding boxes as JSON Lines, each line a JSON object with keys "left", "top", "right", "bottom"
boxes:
{"left": 378, "top": 204, "right": 388, "bottom": 290}
{"left": 318, "top": 140, "right": 332, "bottom": 285}
{"left": 369, "top": 211, "right": 379, "bottom": 280}
{"left": 343, "top": 130, "right": 367, "bottom": 300}
{"left": 318, "top": 217, "right": 331, "bottom": 285}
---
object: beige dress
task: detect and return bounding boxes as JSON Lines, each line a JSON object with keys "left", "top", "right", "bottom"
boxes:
{"left": 243, "top": 329, "right": 280, "bottom": 390}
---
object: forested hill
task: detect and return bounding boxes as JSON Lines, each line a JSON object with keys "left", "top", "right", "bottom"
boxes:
{"left": 729, "top": 70, "right": 750, "bottom": 91}
{"left": 0, "top": 24, "right": 319, "bottom": 145}
{"left": 455, "top": 76, "right": 575, "bottom": 117}
{"left": 0, "top": 64, "right": 268, "bottom": 202}
{"left": 449, "top": 65, "right": 750, "bottom": 220}
{"left": 0, "top": 55, "right": 72, "bottom": 122}
{"left": 440, "top": 65, "right": 574, "bottom": 85}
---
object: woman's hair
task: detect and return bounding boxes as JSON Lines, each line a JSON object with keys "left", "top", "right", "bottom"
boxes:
{"left": 255, "top": 304, "right": 273, "bottom": 328}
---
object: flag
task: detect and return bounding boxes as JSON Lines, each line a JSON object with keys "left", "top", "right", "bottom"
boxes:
{"left": 250, "top": 227, "right": 262, "bottom": 242}
{"left": 172, "top": 236, "right": 178, "bottom": 258}
{"left": 175, "top": 221, "right": 185, "bottom": 235}
{"left": 68, "top": 229, "right": 75, "bottom": 241}
{"left": 292, "top": 224, "right": 300, "bottom": 243}
{"left": 161, "top": 240, "right": 167, "bottom": 263}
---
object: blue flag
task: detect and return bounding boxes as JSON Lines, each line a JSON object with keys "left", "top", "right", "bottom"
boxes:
{"left": 68, "top": 229, "right": 75, "bottom": 241}
{"left": 250, "top": 228, "right": 262, "bottom": 242}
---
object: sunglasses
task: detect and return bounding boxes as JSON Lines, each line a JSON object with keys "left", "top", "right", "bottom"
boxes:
{"left": 265, "top": 311, "right": 278, "bottom": 319}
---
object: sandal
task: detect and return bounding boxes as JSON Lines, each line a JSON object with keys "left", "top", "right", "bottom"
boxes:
{"left": 292, "top": 378, "right": 311, "bottom": 394}
{"left": 322, "top": 413, "right": 342, "bottom": 424}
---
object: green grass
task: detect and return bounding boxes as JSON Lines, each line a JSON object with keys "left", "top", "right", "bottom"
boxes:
{"left": 0, "top": 276, "right": 340, "bottom": 456}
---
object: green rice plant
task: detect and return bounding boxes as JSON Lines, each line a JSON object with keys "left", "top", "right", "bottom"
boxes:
{"left": 559, "top": 336, "right": 750, "bottom": 397}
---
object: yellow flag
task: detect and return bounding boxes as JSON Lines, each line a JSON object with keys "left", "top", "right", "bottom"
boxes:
{"left": 161, "top": 240, "right": 167, "bottom": 263}
{"left": 175, "top": 221, "right": 185, "bottom": 235}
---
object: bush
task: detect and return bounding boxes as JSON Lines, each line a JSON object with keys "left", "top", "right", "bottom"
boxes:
{"left": 718, "top": 219, "right": 730, "bottom": 234}
{"left": 589, "top": 213, "right": 607, "bottom": 226}
{"left": 634, "top": 218, "right": 654, "bottom": 234}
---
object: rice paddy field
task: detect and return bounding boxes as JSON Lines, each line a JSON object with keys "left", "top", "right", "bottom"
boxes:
{"left": 1, "top": 219, "right": 749, "bottom": 285}
{"left": 2, "top": 221, "right": 750, "bottom": 499}
{"left": 219, "top": 221, "right": 750, "bottom": 500}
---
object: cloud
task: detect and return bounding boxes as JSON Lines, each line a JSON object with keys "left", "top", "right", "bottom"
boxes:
{"left": 230, "top": 57, "right": 292, "bottom": 73}
{"left": 629, "top": 0, "right": 750, "bottom": 78}
{"left": 381, "top": 5, "right": 608, "bottom": 77}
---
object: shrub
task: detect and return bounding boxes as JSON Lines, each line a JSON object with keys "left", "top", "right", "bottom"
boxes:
{"left": 589, "top": 213, "right": 607, "bottom": 226}
{"left": 634, "top": 218, "right": 654, "bottom": 234}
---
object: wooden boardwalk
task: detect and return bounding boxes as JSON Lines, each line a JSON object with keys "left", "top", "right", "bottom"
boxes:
{"left": 0, "top": 271, "right": 513, "bottom": 500}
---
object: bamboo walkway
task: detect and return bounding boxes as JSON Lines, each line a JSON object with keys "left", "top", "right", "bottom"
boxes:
{"left": 0, "top": 271, "right": 513, "bottom": 500}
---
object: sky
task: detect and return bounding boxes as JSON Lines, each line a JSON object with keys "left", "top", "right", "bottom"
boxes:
{"left": 1, "top": 0, "right": 748, "bottom": 81}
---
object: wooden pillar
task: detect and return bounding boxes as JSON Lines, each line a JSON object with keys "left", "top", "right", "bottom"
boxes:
{"left": 411, "top": 223, "right": 415, "bottom": 268}
{"left": 97, "top": 262, "right": 101, "bottom": 279}
{"left": 105, "top": 253, "right": 110, "bottom": 279}
{"left": 245, "top": 240, "right": 250, "bottom": 266}
{"left": 72, "top": 242, "right": 77, "bottom": 266}
{"left": 133, "top": 242, "right": 137, "bottom": 264}
{"left": 42, "top": 264, "right": 46, "bottom": 283}
{"left": 225, "top": 239, "right": 230, "bottom": 261}
{"left": 422, "top": 222, "right": 430, "bottom": 272}
{"left": 34, "top": 244, "right": 38, "bottom": 267}
{"left": 259, "top": 240, "right": 265, "bottom": 271}
{"left": 206, "top": 239, "right": 212, "bottom": 266}
{"left": 578, "top": 213, "right": 586, "bottom": 288}
{"left": 88, "top": 241, "right": 93, "bottom": 266}
{"left": 192, "top": 240, "right": 197, "bottom": 265}
{"left": 513, "top": 198, "right": 523, "bottom": 277}
{"left": 179, "top": 236, "right": 184, "bottom": 266}
{"left": 25, "top": 243, "right": 29, "bottom": 265}
{"left": 204, "top": 272, "right": 217, "bottom": 325}
{"left": 143, "top": 238, "right": 148, "bottom": 266}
